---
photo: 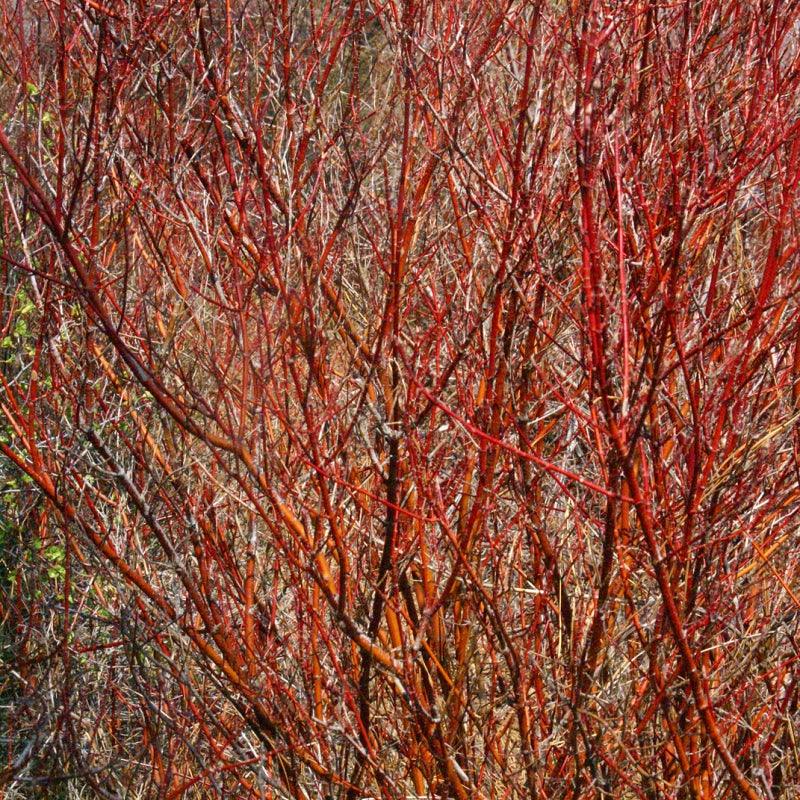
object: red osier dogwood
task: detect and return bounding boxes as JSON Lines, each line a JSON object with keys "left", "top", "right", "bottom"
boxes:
{"left": 1, "top": 1, "right": 799, "bottom": 798}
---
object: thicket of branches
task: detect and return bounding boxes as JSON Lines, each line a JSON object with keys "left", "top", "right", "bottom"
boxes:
{"left": 1, "top": 1, "right": 800, "bottom": 798}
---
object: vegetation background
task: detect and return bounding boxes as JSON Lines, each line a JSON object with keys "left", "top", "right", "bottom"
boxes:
{"left": 1, "top": 1, "right": 800, "bottom": 798}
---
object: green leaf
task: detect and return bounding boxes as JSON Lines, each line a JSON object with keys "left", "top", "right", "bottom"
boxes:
{"left": 44, "top": 545, "right": 65, "bottom": 562}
